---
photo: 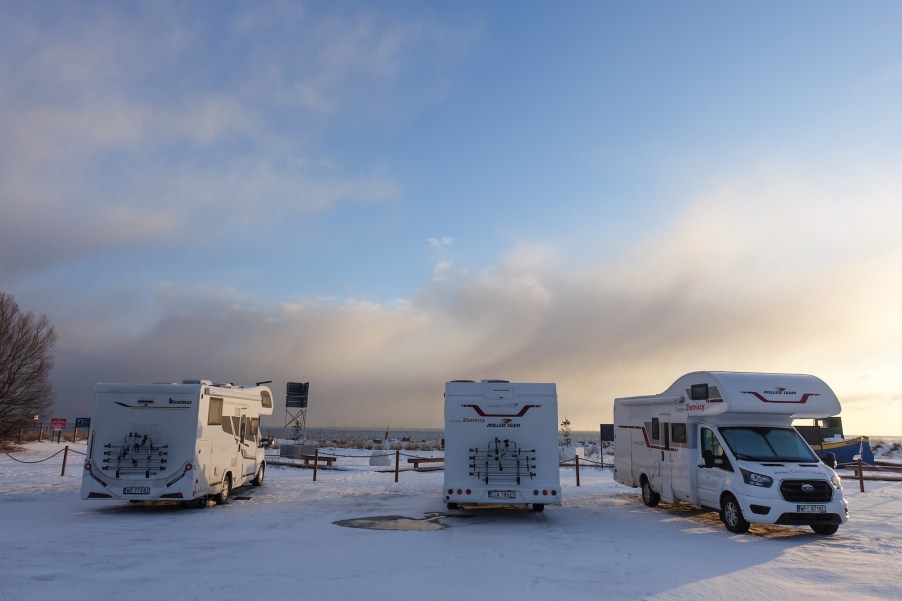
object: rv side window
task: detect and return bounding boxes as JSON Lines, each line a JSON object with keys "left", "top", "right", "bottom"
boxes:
{"left": 651, "top": 418, "right": 660, "bottom": 441}
{"left": 208, "top": 397, "right": 223, "bottom": 425}
{"left": 671, "top": 423, "right": 687, "bottom": 444}
{"left": 260, "top": 391, "right": 273, "bottom": 409}
{"left": 247, "top": 418, "right": 259, "bottom": 443}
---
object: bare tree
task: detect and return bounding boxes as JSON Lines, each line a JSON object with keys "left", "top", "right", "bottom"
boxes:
{"left": 0, "top": 293, "right": 57, "bottom": 442}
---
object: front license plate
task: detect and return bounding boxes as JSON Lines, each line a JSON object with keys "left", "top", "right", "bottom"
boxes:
{"left": 797, "top": 504, "right": 826, "bottom": 513}
{"left": 488, "top": 490, "right": 516, "bottom": 500}
{"left": 123, "top": 487, "right": 150, "bottom": 495}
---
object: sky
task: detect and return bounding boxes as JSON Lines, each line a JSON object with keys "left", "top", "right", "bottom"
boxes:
{"left": 2, "top": 1, "right": 902, "bottom": 435}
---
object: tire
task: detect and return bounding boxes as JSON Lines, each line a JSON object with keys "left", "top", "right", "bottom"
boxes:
{"left": 252, "top": 464, "right": 265, "bottom": 486}
{"left": 721, "top": 494, "right": 750, "bottom": 534}
{"left": 216, "top": 476, "right": 231, "bottom": 505}
{"left": 810, "top": 524, "right": 839, "bottom": 535}
{"left": 641, "top": 476, "right": 660, "bottom": 508}
{"left": 532, "top": 504, "right": 545, "bottom": 512}
{"left": 192, "top": 496, "right": 208, "bottom": 509}
{"left": 447, "top": 502, "right": 459, "bottom": 510}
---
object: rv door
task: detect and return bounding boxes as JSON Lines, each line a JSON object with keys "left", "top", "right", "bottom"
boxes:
{"left": 659, "top": 413, "right": 674, "bottom": 503}
{"left": 697, "top": 426, "right": 729, "bottom": 509}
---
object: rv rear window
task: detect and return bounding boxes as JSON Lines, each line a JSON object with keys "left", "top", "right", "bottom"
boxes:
{"left": 208, "top": 397, "right": 223, "bottom": 425}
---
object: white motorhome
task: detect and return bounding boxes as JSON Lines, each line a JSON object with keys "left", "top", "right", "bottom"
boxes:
{"left": 81, "top": 379, "right": 274, "bottom": 508}
{"left": 444, "top": 380, "right": 561, "bottom": 512}
{"left": 614, "top": 372, "right": 848, "bottom": 535}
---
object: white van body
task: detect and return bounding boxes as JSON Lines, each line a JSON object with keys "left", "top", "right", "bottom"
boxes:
{"left": 81, "top": 380, "right": 274, "bottom": 507}
{"left": 614, "top": 372, "right": 848, "bottom": 534}
{"left": 443, "top": 380, "right": 561, "bottom": 511}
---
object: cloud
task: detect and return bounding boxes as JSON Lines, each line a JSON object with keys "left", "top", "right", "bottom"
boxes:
{"left": 44, "top": 163, "right": 902, "bottom": 437}
{"left": 0, "top": 3, "right": 470, "bottom": 277}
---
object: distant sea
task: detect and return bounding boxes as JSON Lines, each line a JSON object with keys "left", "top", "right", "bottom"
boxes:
{"left": 263, "top": 426, "right": 604, "bottom": 444}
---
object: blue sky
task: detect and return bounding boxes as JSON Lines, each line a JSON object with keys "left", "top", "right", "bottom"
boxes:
{"left": 3, "top": 1, "right": 902, "bottom": 435}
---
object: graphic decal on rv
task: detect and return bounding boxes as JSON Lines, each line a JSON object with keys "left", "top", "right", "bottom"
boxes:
{"left": 462, "top": 404, "right": 540, "bottom": 418}
{"left": 113, "top": 401, "right": 190, "bottom": 410}
{"left": 616, "top": 425, "right": 678, "bottom": 452}
{"left": 741, "top": 391, "right": 820, "bottom": 404}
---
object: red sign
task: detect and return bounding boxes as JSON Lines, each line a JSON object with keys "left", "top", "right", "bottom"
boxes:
{"left": 51, "top": 418, "right": 66, "bottom": 430}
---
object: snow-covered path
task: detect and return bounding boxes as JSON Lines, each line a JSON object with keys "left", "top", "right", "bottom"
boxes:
{"left": 1, "top": 443, "right": 900, "bottom": 601}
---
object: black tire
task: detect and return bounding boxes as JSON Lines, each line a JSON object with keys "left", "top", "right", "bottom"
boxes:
{"left": 216, "top": 476, "right": 231, "bottom": 505}
{"left": 532, "top": 503, "right": 545, "bottom": 512}
{"left": 810, "top": 524, "right": 839, "bottom": 535}
{"left": 192, "top": 496, "right": 208, "bottom": 509}
{"left": 252, "top": 464, "right": 265, "bottom": 486}
{"left": 641, "top": 476, "right": 660, "bottom": 508}
{"left": 721, "top": 494, "right": 750, "bottom": 534}
{"left": 447, "top": 502, "right": 459, "bottom": 510}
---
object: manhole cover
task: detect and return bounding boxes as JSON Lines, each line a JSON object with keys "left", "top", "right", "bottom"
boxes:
{"left": 334, "top": 513, "right": 450, "bottom": 531}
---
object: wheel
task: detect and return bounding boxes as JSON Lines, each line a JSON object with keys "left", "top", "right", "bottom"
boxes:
{"left": 641, "top": 476, "right": 660, "bottom": 508}
{"left": 216, "top": 476, "right": 231, "bottom": 505}
{"left": 190, "top": 496, "right": 207, "bottom": 509}
{"left": 447, "top": 502, "right": 459, "bottom": 510}
{"left": 810, "top": 524, "right": 839, "bottom": 535}
{"left": 721, "top": 494, "right": 750, "bottom": 534}
{"left": 252, "top": 464, "right": 265, "bottom": 486}
{"left": 532, "top": 503, "right": 545, "bottom": 512}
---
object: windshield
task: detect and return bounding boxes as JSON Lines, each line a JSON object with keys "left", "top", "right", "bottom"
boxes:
{"left": 719, "top": 427, "right": 819, "bottom": 463}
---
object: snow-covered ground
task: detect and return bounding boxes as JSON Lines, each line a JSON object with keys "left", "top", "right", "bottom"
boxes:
{"left": 1, "top": 442, "right": 900, "bottom": 601}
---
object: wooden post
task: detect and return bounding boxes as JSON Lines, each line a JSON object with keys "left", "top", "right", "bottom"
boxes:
{"left": 313, "top": 448, "right": 319, "bottom": 482}
{"left": 857, "top": 457, "right": 865, "bottom": 493}
{"left": 61, "top": 446, "right": 69, "bottom": 477}
{"left": 38, "top": 422, "right": 44, "bottom": 442}
{"left": 394, "top": 450, "right": 400, "bottom": 483}
{"left": 575, "top": 455, "right": 580, "bottom": 487}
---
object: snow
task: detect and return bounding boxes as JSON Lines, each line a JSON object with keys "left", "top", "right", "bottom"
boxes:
{"left": 2, "top": 442, "right": 901, "bottom": 601}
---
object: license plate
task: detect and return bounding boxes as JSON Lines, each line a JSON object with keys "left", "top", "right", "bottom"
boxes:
{"left": 797, "top": 504, "right": 826, "bottom": 513}
{"left": 488, "top": 490, "right": 516, "bottom": 499}
{"left": 123, "top": 487, "right": 150, "bottom": 495}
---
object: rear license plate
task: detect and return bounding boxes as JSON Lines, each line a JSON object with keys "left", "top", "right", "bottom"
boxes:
{"left": 797, "top": 504, "right": 826, "bottom": 513}
{"left": 123, "top": 487, "right": 150, "bottom": 495}
{"left": 488, "top": 490, "right": 516, "bottom": 499}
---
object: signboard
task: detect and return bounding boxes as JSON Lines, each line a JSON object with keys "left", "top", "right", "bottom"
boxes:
{"left": 51, "top": 418, "right": 67, "bottom": 430}
{"left": 75, "top": 417, "right": 91, "bottom": 428}
{"left": 600, "top": 423, "right": 615, "bottom": 442}
{"left": 286, "top": 382, "right": 309, "bottom": 408}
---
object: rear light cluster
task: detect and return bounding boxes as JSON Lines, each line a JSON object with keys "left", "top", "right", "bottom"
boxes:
{"left": 534, "top": 489, "right": 557, "bottom": 496}
{"left": 445, "top": 488, "right": 473, "bottom": 500}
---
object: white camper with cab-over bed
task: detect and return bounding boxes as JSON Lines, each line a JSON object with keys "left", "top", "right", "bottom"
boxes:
{"left": 444, "top": 380, "right": 561, "bottom": 512}
{"left": 81, "top": 380, "right": 273, "bottom": 508}
{"left": 614, "top": 371, "right": 848, "bottom": 534}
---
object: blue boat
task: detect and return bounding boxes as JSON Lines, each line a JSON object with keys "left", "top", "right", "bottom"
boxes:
{"left": 795, "top": 417, "right": 875, "bottom": 465}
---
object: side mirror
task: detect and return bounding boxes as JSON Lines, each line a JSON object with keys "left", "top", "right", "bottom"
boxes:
{"left": 822, "top": 452, "right": 837, "bottom": 469}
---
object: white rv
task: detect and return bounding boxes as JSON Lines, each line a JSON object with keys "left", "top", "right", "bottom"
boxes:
{"left": 614, "top": 372, "right": 848, "bottom": 535}
{"left": 81, "top": 380, "right": 274, "bottom": 508}
{"left": 443, "top": 380, "right": 561, "bottom": 512}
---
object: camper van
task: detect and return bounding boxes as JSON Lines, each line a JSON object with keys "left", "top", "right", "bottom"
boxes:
{"left": 444, "top": 380, "right": 561, "bottom": 511}
{"left": 614, "top": 372, "right": 848, "bottom": 534}
{"left": 81, "top": 380, "right": 274, "bottom": 508}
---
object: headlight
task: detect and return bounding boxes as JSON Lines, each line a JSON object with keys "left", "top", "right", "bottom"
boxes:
{"left": 831, "top": 474, "right": 842, "bottom": 489}
{"left": 740, "top": 468, "right": 773, "bottom": 488}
